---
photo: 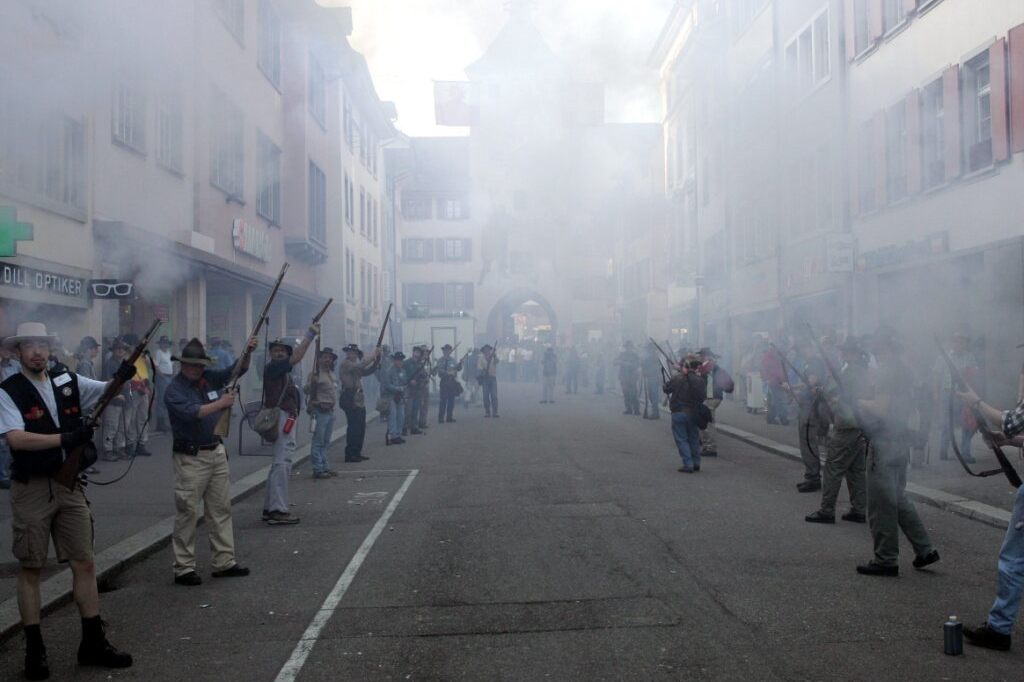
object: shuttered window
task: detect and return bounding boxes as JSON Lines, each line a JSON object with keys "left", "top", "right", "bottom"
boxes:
{"left": 1010, "top": 24, "right": 1024, "bottom": 154}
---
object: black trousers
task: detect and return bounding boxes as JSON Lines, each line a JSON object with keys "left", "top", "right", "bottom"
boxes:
{"left": 438, "top": 380, "right": 458, "bottom": 421}
{"left": 342, "top": 406, "right": 366, "bottom": 460}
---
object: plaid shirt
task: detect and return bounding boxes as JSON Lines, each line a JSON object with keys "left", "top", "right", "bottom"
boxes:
{"left": 1003, "top": 401, "right": 1024, "bottom": 438}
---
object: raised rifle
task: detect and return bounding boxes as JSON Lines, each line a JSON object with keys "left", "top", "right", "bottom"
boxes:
{"left": 935, "top": 336, "right": 1022, "bottom": 488}
{"left": 54, "top": 318, "right": 162, "bottom": 490}
{"left": 376, "top": 303, "right": 393, "bottom": 349}
{"left": 214, "top": 262, "right": 289, "bottom": 438}
{"left": 648, "top": 338, "right": 675, "bottom": 371}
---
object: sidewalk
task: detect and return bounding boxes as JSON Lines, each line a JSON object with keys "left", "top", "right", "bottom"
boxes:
{"left": 713, "top": 397, "right": 1020, "bottom": 517}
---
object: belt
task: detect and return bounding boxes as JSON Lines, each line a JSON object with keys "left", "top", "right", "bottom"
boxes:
{"left": 173, "top": 439, "right": 221, "bottom": 455}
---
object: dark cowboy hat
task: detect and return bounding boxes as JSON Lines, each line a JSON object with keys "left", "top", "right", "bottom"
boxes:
{"left": 268, "top": 338, "right": 293, "bottom": 355}
{"left": 341, "top": 343, "right": 360, "bottom": 354}
{"left": 77, "top": 335, "right": 100, "bottom": 351}
{"left": 391, "top": 351, "right": 406, "bottom": 360}
{"left": 480, "top": 344, "right": 493, "bottom": 352}
{"left": 698, "top": 346, "right": 718, "bottom": 359}
{"left": 441, "top": 344, "right": 454, "bottom": 351}
{"left": 320, "top": 347, "right": 339, "bottom": 358}
{"left": 172, "top": 338, "right": 216, "bottom": 367}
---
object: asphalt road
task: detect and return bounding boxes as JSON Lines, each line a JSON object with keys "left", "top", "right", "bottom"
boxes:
{"left": 1, "top": 384, "right": 1022, "bottom": 681}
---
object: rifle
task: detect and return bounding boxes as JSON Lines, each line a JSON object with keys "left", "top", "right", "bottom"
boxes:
{"left": 311, "top": 297, "right": 333, "bottom": 326}
{"left": 649, "top": 338, "right": 676, "bottom": 371}
{"left": 54, "top": 319, "right": 162, "bottom": 490}
{"left": 214, "top": 262, "right": 290, "bottom": 437}
{"left": 934, "top": 336, "right": 1022, "bottom": 488}
{"left": 376, "top": 303, "right": 393, "bottom": 349}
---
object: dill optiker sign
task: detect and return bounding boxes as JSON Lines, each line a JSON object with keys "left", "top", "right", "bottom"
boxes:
{"left": 0, "top": 261, "right": 85, "bottom": 298}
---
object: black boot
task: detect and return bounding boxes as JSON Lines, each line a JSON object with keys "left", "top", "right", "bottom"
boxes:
{"left": 77, "top": 616, "right": 133, "bottom": 669}
{"left": 24, "top": 624, "right": 49, "bottom": 681}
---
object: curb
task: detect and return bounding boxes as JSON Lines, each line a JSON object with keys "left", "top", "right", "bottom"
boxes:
{"left": 0, "top": 422, "right": 357, "bottom": 643}
{"left": 716, "top": 423, "right": 1012, "bottom": 530}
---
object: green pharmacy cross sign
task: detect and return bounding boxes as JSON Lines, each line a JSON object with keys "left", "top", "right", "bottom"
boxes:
{"left": 0, "top": 207, "right": 34, "bottom": 257}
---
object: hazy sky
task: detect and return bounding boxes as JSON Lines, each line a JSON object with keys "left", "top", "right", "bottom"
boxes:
{"left": 322, "top": 0, "right": 675, "bottom": 137}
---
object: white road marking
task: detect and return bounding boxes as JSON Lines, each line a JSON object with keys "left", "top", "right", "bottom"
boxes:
{"left": 348, "top": 491, "right": 390, "bottom": 505}
{"left": 274, "top": 469, "right": 419, "bottom": 682}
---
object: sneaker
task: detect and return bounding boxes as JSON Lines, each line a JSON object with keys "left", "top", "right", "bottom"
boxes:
{"left": 261, "top": 509, "right": 271, "bottom": 521}
{"left": 24, "top": 647, "right": 49, "bottom": 681}
{"left": 313, "top": 471, "right": 332, "bottom": 479}
{"left": 856, "top": 561, "right": 898, "bottom": 577}
{"left": 390, "top": 437, "right": 406, "bottom": 445}
{"left": 211, "top": 564, "right": 250, "bottom": 578}
{"left": 677, "top": 466, "right": 694, "bottom": 473}
{"left": 964, "top": 622, "right": 1012, "bottom": 651}
{"left": 796, "top": 480, "right": 821, "bottom": 493}
{"left": 805, "top": 511, "right": 836, "bottom": 524}
{"left": 174, "top": 571, "right": 202, "bottom": 586}
{"left": 841, "top": 511, "right": 867, "bottom": 523}
{"left": 77, "top": 637, "right": 132, "bottom": 669}
{"left": 912, "top": 550, "right": 940, "bottom": 570}
{"left": 264, "top": 510, "right": 300, "bottom": 525}
{"left": 693, "top": 465, "right": 701, "bottom": 472}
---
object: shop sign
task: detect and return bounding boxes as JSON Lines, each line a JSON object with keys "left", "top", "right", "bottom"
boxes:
{"left": 856, "top": 232, "right": 949, "bottom": 272}
{"left": 89, "top": 279, "right": 134, "bottom": 299}
{"left": 232, "top": 219, "right": 271, "bottom": 262}
{"left": 826, "top": 234, "right": 855, "bottom": 272}
{"left": 0, "top": 207, "right": 34, "bottom": 257}
{"left": 0, "top": 260, "right": 85, "bottom": 298}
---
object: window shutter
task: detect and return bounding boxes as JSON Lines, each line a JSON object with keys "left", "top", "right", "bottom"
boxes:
{"left": 902, "top": 0, "right": 917, "bottom": 13}
{"left": 905, "top": 89, "right": 922, "bottom": 194}
{"left": 463, "top": 238, "right": 472, "bottom": 261}
{"left": 873, "top": 110, "right": 886, "bottom": 208}
{"left": 869, "top": 0, "right": 883, "bottom": 42}
{"left": 943, "top": 64, "right": 961, "bottom": 179}
{"left": 1011, "top": 24, "right": 1024, "bottom": 154}
{"left": 844, "top": 0, "right": 857, "bottom": 61}
{"left": 991, "top": 38, "right": 1010, "bottom": 163}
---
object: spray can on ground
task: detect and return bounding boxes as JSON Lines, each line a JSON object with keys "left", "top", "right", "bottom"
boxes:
{"left": 944, "top": 616, "right": 963, "bottom": 655}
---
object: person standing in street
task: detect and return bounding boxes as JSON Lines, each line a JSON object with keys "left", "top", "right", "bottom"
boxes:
{"left": 954, "top": 380, "right": 1024, "bottom": 651}
{"left": 0, "top": 322, "right": 137, "bottom": 679}
{"left": 664, "top": 353, "right": 707, "bottom": 473}
{"left": 164, "top": 337, "right": 256, "bottom": 586}
{"left": 615, "top": 341, "right": 641, "bottom": 416}
{"left": 305, "top": 347, "right": 339, "bottom": 476}
{"left": 641, "top": 345, "right": 663, "bottom": 419}
{"left": 381, "top": 351, "right": 408, "bottom": 445}
{"left": 74, "top": 337, "right": 100, "bottom": 380}
{"left": 805, "top": 337, "right": 870, "bottom": 525}
{"left": 435, "top": 344, "right": 463, "bottom": 423}
{"left": 100, "top": 339, "right": 130, "bottom": 462}
{"left": 119, "top": 334, "right": 153, "bottom": 457}
{"left": 418, "top": 347, "right": 433, "bottom": 430}
{"left": 697, "top": 347, "right": 734, "bottom": 456}
{"left": 541, "top": 347, "right": 557, "bottom": 404}
{"left": 403, "top": 347, "right": 427, "bottom": 435}
{"left": 339, "top": 343, "right": 381, "bottom": 461}
{"left": 760, "top": 343, "right": 790, "bottom": 425}
{"left": 153, "top": 336, "right": 174, "bottom": 433}
{"left": 593, "top": 351, "right": 606, "bottom": 394}
{"left": 789, "top": 341, "right": 826, "bottom": 492}
{"left": 478, "top": 344, "right": 500, "bottom": 417}
{"left": 564, "top": 347, "right": 580, "bottom": 395}
{"left": 261, "top": 326, "right": 317, "bottom": 526}
{"left": 855, "top": 326, "right": 939, "bottom": 576}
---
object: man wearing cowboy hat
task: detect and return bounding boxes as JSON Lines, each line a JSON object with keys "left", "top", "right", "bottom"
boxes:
{"left": 435, "top": 344, "right": 463, "bottom": 423}
{"left": 380, "top": 351, "right": 409, "bottom": 445}
{"left": 304, "top": 346, "right": 339, "bottom": 476}
{"left": 614, "top": 341, "right": 641, "bottom": 416}
{"left": 164, "top": 335, "right": 258, "bottom": 586}
{"left": 339, "top": 343, "right": 382, "bottom": 461}
{"left": 403, "top": 347, "right": 428, "bottom": 434}
{"left": 477, "top": 344, "right": 500, "bottom": 418}
{"left": 697, "top": 347, "right": 735, "bottom": 456}
{"left": 0, "top": 322, "right": 138, "bottom": 677}
{"left": 261, "top": 324, "right": 318, "bottom": 526}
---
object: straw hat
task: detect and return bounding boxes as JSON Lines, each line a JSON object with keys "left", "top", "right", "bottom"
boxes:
{"left": 2, "top": 322, "right": 59, "bottom": 351}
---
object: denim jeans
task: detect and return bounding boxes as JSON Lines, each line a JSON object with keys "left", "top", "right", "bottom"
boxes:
{"left": 482, "top": 376, "right": 498, "bottom": 415}
{"left": 388, "top": 399, "right": 406, "bottom": 438}
{"left": 264, "top": 411, "right": 296, "bottom": 514}
{"left": 671, "top": 412, "right": 701, "bottom": 469}
{"left": 988, "top": 484, "right": 1024, "bottom": 634}
{"left": 309, "top": 408, "right": 335, "bottom": 473}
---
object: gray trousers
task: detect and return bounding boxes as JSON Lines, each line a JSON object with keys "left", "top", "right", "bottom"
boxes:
{"left": 819, "top": 428, "right": 867, "bottom": 515}
{"left": 867, "top": 437, "right": 934, "bottom": 567}
{"left": 798, "top": 414, "right": 824, "bottom": 481}
{"left": 264, "top": 411, "right": 296, "bottom": 514}
{"left": 124, "top": 389, "right": 149, "bottom": 448}
{"left": 101, "top": 400, "right": 126, "bottom": 454}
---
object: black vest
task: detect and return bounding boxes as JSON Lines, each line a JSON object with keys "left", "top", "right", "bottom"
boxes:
{"left": 1, "top": 371, "right": 84, "bottom": 481}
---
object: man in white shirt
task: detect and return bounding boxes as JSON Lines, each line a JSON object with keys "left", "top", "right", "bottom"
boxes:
{"left": 153, "top": 335, "right": 174, "bottom": 432}
{"left": 0, "top": 322, "right": 136, "bottom": 679}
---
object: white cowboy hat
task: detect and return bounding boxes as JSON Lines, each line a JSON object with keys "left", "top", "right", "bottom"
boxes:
{"left": 3, "top": 322, "right": 60, "bottom": 351}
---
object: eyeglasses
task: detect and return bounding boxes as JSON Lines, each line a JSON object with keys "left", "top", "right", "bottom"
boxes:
{"left": 91, "top": 282, "right": 133, "bottom": 297}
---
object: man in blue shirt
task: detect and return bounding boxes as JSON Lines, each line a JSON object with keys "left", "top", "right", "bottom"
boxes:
{"left": 164, "top": 335, "right": 257, "bottom": 586}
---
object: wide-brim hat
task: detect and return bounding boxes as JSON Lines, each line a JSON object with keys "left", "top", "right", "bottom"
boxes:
{"left": 268, "top": 338, "right": 294, "bottom": 354}
{"left": 172, "top": 338, "right": 216, "bottom": 366}
{"left": 480, "top": 344, "right": 493, "bottom": 352}
{"left": 441, "top": 344, "right": 453, "bottom": 351}
{"left": 698, "top": 346, "right": 717, "bottom": 359}
{"left": 78, "top": 335, "right": 100, "bottom": 351}
{"left": 837, "top": 337, "right": 863, "bottom": 353}
{"left": 3, "top": 322, "right": 59, "bottom": 351}
{"left": 341, "top": 344, "right": 359, "bottom": 355}
{"left": 320, "top": 347, "right": 339, "bottom": 358}
{"left": 391, "top": 351, "right": 406, "bottom": 360}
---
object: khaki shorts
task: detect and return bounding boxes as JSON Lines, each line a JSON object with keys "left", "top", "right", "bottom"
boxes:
{"left": 10, "top": 477, "right": 94, "bottom": 568}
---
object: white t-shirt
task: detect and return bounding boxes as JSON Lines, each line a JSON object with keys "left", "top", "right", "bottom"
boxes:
{"left": 0, "top": 371, "right": 108, "bottom": 434}
{"left": 154, "top": 348, "right": 174, "bottom": 375}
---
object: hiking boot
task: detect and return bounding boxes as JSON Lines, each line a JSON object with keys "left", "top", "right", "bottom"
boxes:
{"left": 677, "top": 466, "right": 694, "bottom": 473}
{"left": 964, "top": 622, "right": 1011, "bottom": 651}
{"left": 912, "top": 550, "right": 940, "bottom": 570}
{"left": 24, "top": 646, "right": 49, "bottom": 681}
{"left": 390, "top": 437, "right": 406, "bottom": 445}
{"left": 796, "top": 480, "right": 821, "bottom": 493}
{"left": 264, "top": 510, "right": 300, "bottom": 526}
{"left": 174, "top": 571, "right": 202, "bottom": 586}
{"left": 313, "top": 471, "right": 331, "bottom": 479}
{"left": 841, "top": 511, "right": 867, "bottom": 523}
{"left": 211, "top": 564, "right": 250, "bottom": 578}
{"left": 78, "top": 636, "right": 133, "bottom": 669}
{"left": 805, "top": 511, "right": 836, "bottom": 524}
{"left": 856, "top": 561, "right": 898, "bottom": 577}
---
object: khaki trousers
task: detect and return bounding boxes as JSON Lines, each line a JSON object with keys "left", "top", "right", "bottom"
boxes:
{"left": 866, "top": 437, "right": 934, "bottom": 567}
{"left": 173, "top": 444, "right": 236, "bottom": 576}
{"left": 700, "top": 398, "right": 722, "bottom": 451}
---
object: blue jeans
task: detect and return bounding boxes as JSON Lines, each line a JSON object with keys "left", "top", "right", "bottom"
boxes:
{"left": 671, "top": 412, "right": 701, "bottom": 469}
{"left": 388, "top": 399, "right": 406, "bottom": 438}
{"left": 988, "top": 484, "right": 1024, "bottom": 634}
{"left": 309, "top": 408, "right": 335, "bottom": 474}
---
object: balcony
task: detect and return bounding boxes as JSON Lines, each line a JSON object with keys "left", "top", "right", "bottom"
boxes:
{"left": 285, "top": 237, "right": 328, "bottom": 265}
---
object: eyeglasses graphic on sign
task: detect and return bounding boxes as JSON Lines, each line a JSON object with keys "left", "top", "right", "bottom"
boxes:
{"left": 90, "top": 280, "right": 134, "bottom": 299}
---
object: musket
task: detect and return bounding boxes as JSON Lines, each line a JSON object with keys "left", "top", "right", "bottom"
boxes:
{"left": 804, "top": 323, "right": 843, "bottom": 389}
{"left": 665, "top": 340, "right": 679, "bottom": 364}
{"left": 214, "top": 262, "right": 289, "bottom": 437}
{"left": 768, "top": 344, "right": 801, "bottom": 403}
{"left": 54, "top": 319, "right": 162, "bottom": 490}
{"left": 934, "top": 336, "right": 1022, "bottom": 488}
{"left": 648, "top": 338, "right": 676, "bottom": 370}
{"left": 311, "top": 297, "right": 333, "bottom": 326}
{"left": 376, "top": 303, "right": 393, "bottom": 349}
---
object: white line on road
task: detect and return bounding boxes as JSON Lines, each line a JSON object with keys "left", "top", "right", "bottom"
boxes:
{"left": 274, "top": 468, "right": 420, "bottom": 682}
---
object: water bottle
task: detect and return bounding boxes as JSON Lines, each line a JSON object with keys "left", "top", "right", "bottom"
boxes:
{"left": 283, "top": 414, "right": 296, "bottom": 434}
{"left": 944, "top": 616, "right": 963, "bottom": 655}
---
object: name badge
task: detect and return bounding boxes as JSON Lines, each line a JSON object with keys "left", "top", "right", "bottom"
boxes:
{"left": 52, "top": 373, "right": 72, "bottom": 387}
{"left": 207, "top": 391, "right": 219, "bottom": 401}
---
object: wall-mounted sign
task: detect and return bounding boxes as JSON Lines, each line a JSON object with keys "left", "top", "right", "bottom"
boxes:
{"left": 826, "top": 234, "right": 855, "bottom": 273}
{"left": 856, "top": 231, "right": 949, "bottom": 272}
{"left": 0, "top": 261, "right": 84, "bottom": 297}
{"left": 89, "top": 279, "right": 135, "bottom": 299}
{"left": 232, "top": 219, "right": 271, "bottom": 262}
{"left": 0, "top": 207, "right": 34, "bottom": 257}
